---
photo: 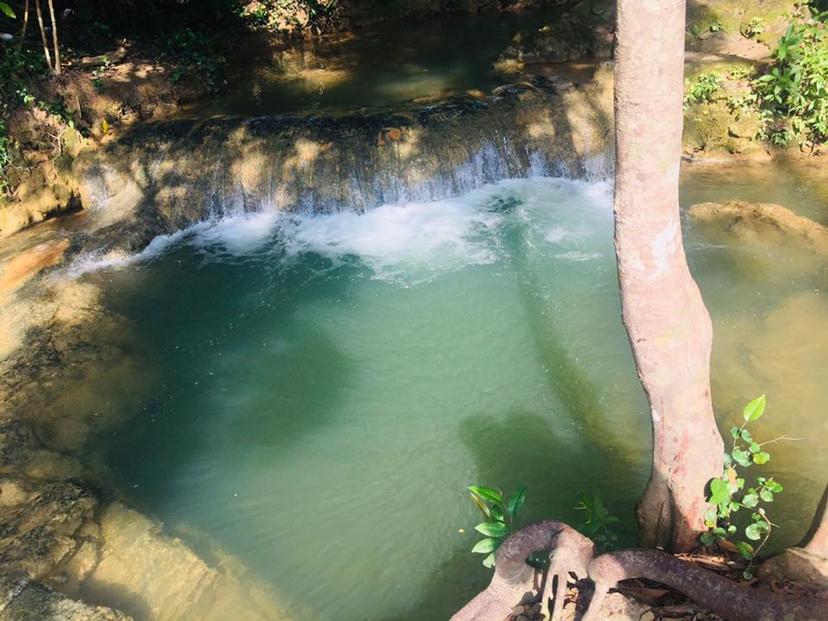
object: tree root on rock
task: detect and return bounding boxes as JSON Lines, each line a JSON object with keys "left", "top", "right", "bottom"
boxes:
{"left": 453, "top": 522, "right": 828, "bottom": 621}
{"left": 450, "top": 521, "right": 594, "bottom": 621}
{"left": 584, "top": 549, "right": 827, "bottom": 621}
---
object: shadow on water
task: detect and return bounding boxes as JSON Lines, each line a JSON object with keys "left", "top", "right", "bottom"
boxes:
{"left": 94, "top": 246, "right": 359, "bottom": 515}
{"left": 385, "top": 192, "right": 648, "bottom": 620}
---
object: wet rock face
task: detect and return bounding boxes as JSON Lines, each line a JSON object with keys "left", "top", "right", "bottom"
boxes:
{"left": 0, "top": 572, "right": 132, "bottom": 621}
{"left": 74, "top": 77, "right": 613, "bottom": 254}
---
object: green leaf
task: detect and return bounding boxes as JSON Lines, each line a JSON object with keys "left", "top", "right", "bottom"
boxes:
{"left": 0, "top": 2, "right": 16, "bottom": 18}
{"left": 709, "top": 478, "right": 730, "bottom": 505}
{"left": 735, "top": 541, "right": 755, "bottom": 560}
{"left": 506, "top": 486, "right": 526, "bottom": 518}
{"left": 482, "top": 552, "right": 495, "bottom": 568}
{"left": 700, "top": 531, "right": 715, "bottom": 546}
{"left": 489, "top": 504, "right": 504, "bottom": 522}
{"left": 704, "top": 507, "right": 718, "bottom": 528}
{"left": 752, "top": 451, "right": 770, "bottom": 465}
{"left": 742, "top": 493, "right": 759, "bottom": 508}
{"left": 749, "top": 442, "right": 761, "bottom": 454}
{"left": 470, "top": 494, "right": 491, "bottom": 519}
{"left": 740, "top": 429, "right": 753, "bottom": 443}
{"left": 760, "top": 488, "right": 774, "bottom": 502}
{"left": 468, "top": 486, "right": 503, "bottom": 505}
{"left": 730, "top": 426, "right": 740, "bottom": 439}
{"left": 769, "top": 481, "right": 784, "bottom": 494}
{"left": 471, "top": 537, "right": 498, "bottom": 554}
{"left": 731, "top": 448, "right": 752, "bottom": 468}
{"left": 475, "top": 521, "right": 508, "bottom": 538}
{"left": 745, "top": 523, "right": 764, "bottom": 541}
{"left": 743, "top": 394, "right": 767, "bottom": 422}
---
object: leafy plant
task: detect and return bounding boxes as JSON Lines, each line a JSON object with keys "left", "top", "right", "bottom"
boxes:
{"left": 467, "top": 484, "right": 526, "bottom": 568}
{"left": 574, "top": 494, "right": 619, "bottom": 549}
{"left": 754, "top": 13, "right": 828, "bottom": 147}
{"left": 0, "top": 120, "right": 11, "bottom": 195}
{"left": 740, "top": 17, "right": 766, "bottom": 39}
{"left": 0, "top": 2, "right": 15, "bottom": 19}
{"left": 163, "top": 28, "right": 226, "bottom": 92}
{"left": 685, "top": 72, "right": 724, "bottom": 106}
{"left": 701, "top": 395, "right": 786, "bottom": 579}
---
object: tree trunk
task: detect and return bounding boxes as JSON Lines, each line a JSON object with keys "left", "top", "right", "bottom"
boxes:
{"left": 46, "top": 0, "right": 59, "bottom": 75}
{"left": 613, "top": 0, "right": 723, "bottom": 552}
{"left": 804, "top": 484, "right": 828, "bottom": 557}
{"left": 34, "top": 0, "right": 52, "bottom": 72}
{"left": 17, "top": 0, "right": 30, "bottom": 51}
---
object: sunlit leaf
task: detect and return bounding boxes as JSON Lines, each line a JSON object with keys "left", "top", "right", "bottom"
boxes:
{"left": 468, "top": 486, "right": 503, "bottom": 505}
{"left": 475, "top": 521, "right": 508, "bottom": 538}
{"left": 471, "top": 537, "right": 498, "bottom": 554}
{"left": 743, "top": 394, "right": 767, "bottom": 422}
{"left": 709, "top": 478, "right": 730, "bottom": 506}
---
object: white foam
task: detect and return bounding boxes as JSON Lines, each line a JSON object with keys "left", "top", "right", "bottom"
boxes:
{"left": 279, "top": 196, "right": 502, "bottom": 278}
{"left": 63, "top": 177, "right": 615, "bottom": 281}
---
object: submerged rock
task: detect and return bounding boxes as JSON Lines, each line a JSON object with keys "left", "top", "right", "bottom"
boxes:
{"left": 688, "top": 200, "right": 828, "bottom": 255}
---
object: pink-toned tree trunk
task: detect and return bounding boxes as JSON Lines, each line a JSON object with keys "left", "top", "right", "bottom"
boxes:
{"left": 613, "top": 0, "right": 723, "bottom": 551}
{"left": 804, "top": 484, "right": 828, "bottom": 557}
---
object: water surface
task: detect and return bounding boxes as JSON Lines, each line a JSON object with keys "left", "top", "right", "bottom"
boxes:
{"left": 76, "top": 170, "right": 827, "bottom": 620}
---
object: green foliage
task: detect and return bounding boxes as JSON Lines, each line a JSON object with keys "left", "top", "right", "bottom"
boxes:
{"left": 0, "top": 120, "right": 11, "bottom": 195}
{"left": 163, "top": 28, "right": 226, "bottom": 92}
{"left": 740, "top": 17, "right": 766, "bottom": 39}
{"left": 684, "top": 72, "right": 724, "bottom": 106}
{"left": 574, "top": 494, "right": 619, "bottom": 550}
{"left": 0, "top": 46, "right": 50, "bottom": 195}
{"left": 467, "top": 484, "right": 526, "bottom": 568}
{"left": 701, "top": 395, "right": 785, "bottom": 579}
{"left": 0, "top": 2, "right": 15, "bottom": 19}
{"left": 755, "top": 12, "right": 828, "bottom": 146}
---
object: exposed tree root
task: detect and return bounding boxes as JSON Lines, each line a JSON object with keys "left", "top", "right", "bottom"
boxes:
{"left": 450, "top": 521, "right": 593, "bottom": 621}
{"left": 454, "top": 522, "right": 828, "bottom": 621}
{"left": 583, "top": 549, "right": 827, "bottom": 621}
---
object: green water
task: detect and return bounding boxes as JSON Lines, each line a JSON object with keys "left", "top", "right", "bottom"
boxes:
{"left": 82, "top": 172, "right": 827, "bottom": 620}
{"left": 189, "top": 9, "right": 561, "bottom": 116}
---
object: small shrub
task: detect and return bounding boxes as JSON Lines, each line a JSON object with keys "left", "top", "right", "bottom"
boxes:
{"left": 685, "top": 72, "right": 724, "bottom": 106}
{"left": 467, "top": 484, "right": 526, "bottom": 568}
{"left": 702, "top": 395, "right": 787, "bottom": 579}
{"left": 755, "top": 12, "right": 828, "bottom": 146}
{"left": 740, "top": 17, "right": 766, "bottom": 39}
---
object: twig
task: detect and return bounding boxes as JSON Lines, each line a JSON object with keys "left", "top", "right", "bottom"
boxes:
{"left": 759, "top": 436, "right": 805, "bottom": 446}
